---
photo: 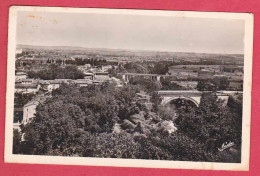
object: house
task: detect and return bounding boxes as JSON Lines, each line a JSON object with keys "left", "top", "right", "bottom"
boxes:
{"left": 84, "top": 72, "right": 94, "bottom": 80}
{"left": 47, "top": 79, "right": 71, "bottom": 92}
{"left": 15, "top": 84, "right": 40, "bottom": 94}
{"left": 72, "top": 79, "right": 93, "bottom": 87}
{"left": 19, "top": 79, "right": 37, "bottom": 84}
{"left": 93, "top": 80, "right": 105, "bottom": 85}
{"left": 16, "top": 48, "right": 23, "bottom": 55}
{"left": 94, "top": 72, "right": 110, "bottom": 82}
{"left": 48, "top": 81, "right": 61, "bottom": 91}
{"left": 101, "top": 65, "right": 113, "bottom": 72}
{"left": 38, "top": 79, "right": 72, "bottom": 92}
{"left": 15, "top": 72, "right": 27, "bottom": 80}
{"left": 23, "top": 100, "right": 39, "bottom": 125}
{"left": 229, "top": 81, "right": 243, "bottom": 90}
{"left": 77, "top": 64, "right": 92, "bottom": 72}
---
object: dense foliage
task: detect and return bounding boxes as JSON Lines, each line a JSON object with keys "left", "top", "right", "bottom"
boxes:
{"left": 197, "top": 77, "right": 230, "bottom": 91}
{"left": 15, "top": 83, "right": 242, "bottom": 162}
{"left": 14, "top": 92, "right": 35, "bottom": 108}
{"left": 63, "top": 58, "right": 109, "bottom": 66}
{"left": 27, "top": 65, "right": 85, "bottom": 80}
{"left": 129, "top": 77, "right": 162, "bottom": 93}
{"left": 160, "top": 77, "right": 186, "bottom": 90}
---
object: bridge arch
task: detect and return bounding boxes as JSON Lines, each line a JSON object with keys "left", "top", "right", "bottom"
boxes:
{"left": 161, "top": 96, "right": 199, "bottom": 107}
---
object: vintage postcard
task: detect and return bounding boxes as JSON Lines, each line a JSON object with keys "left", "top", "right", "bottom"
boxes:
{"left": 5, "top": 6, "right": 253, "bottom": 171}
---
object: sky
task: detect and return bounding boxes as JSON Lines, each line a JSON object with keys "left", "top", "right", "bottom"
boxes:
{"left": 16, "top": 11, "right": 245, "bottom": 54}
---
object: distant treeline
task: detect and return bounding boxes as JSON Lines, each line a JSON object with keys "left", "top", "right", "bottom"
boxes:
{"left": 47, "top": 58, "right": 115, "bottom": 66}
{"left": 120, "top": 61, "right": 173, "bottom": 75}
{"left": 119, "top": 60, "right": 242, "bottom": 76}
{"left": 27, "top": 65, "right": 85, "bottom": 80}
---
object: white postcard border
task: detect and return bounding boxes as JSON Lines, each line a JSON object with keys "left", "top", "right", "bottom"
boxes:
{"left": 4, "top": 6, "right": 254, "bottom": 171}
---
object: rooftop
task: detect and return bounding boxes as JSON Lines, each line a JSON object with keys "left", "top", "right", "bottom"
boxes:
{"left": 15, "top": 84, "right": 38, "bottom": 89}
{"left": 16, "top": 72, "right": 27, "bottom": 76}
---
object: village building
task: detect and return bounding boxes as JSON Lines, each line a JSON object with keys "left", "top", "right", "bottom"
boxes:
{"left": 22, "top": 96, "right": 47, "bottom": 125}
{"left": 41, "top": 79, "right": 71, "bottom": 92}
{"left": 47, "top": 81, "right": 62, "bottom": 91}
{"left": 18, "top": 79, "right": 38, "bottom": 84}
{"left": 71, "top": 79, "right": 93, "bottom": 87}
{"left": 84, "top": 72, "right": 94, "bottom": 80}
{"left": 16, "top": 48, "right": 23, "bottom": 55}
{"left": 94, "top": 72, "right": 110, "bottom": 82}
{"left": 23, "top": 100, "right": 39, "bottom": 125}
{"left": 15, "top": 72, "right": 27, "bottom": 80}
{"left": 101, "top": 65, "right": 113, "bottom": 72}
{"left": 15, "top": 83, "right": 40, "bottom": 94}
{"left": 77, "top": 64, "right": 92, "bottom": 72}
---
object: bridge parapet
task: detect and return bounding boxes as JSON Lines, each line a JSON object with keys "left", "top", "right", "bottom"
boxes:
{"left": 158, "top": 90, "right": 242, "bottom": 107}
{"left": 158, "top": 90, "right": 203, "bottom": 97}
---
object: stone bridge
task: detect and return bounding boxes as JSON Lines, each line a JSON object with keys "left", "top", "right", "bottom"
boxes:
{"left": 157, "top": 90, "right": 242, "bottom": 107}
{"left": 117, "top": 73, "right": 171, "bottom": 82}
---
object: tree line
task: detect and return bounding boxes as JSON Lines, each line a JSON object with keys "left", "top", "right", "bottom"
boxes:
{"left": 27, "top": 65, "right": 85, "bottom": 80}
{"left": 47, "top": 58, "right": 110, "bottom": 66}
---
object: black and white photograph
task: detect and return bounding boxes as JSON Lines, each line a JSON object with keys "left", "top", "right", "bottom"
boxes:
{"left": 5, "top": 6, "right": 253, "bottom": 170}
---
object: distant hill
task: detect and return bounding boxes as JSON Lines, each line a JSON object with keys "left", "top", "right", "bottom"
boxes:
{"left": 17, "top": 44, "right": 87, "bottom": 51}
{"left": 16, "top": 44, "right": 244, "bottom": 62}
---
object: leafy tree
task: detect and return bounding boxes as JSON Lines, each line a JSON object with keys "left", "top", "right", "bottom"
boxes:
{"left": 197, "top": 77, "right": 230, "bottom": 91}
{"left": 213, "top": 77, "right": 230, "bottom": 90}
{"left": 13, "top": 129, "right": 21, "bottom": 154}
{"left": 83, "top": 132, "right": 141, "bottom": 158}
{"left": 149, "top": 62, "right": 171, "bottom": 75}
{"left": 123, "top": 62, "right": 149, "bottom": 73}
{"left": 22, "top": 101, "right": 87, "bottom": 155}
{"left": 27, "top": 65, "right": 85, "bottom": 80}
{"left": 14, "top": 92, "right": 35, "bottom": 108}
{"left": 197, "top": 80, "right": 217, "bottom": 91}
{"left": 160, "top": 77, "right": 185, "bottom": 90}
{"left": 175, "top": 92, "right": 242, "bottom": 162}
{"left": 129, "top": 77, "right": 162, "bottom": 93}
{"left": 18, "top": 83, "right": 242, "bottom": 162}
{"left": 150, "top": 92, "right": 162, "bottom": 112}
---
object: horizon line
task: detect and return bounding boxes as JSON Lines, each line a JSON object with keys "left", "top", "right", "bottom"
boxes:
{"left": 16, "top": 44, "right": 244, "bottom": 55}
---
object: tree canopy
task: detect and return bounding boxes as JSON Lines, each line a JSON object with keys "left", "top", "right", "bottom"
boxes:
{"left": 15, "top": 83, "right": 242, "bottom": 162}
{"left": 27, "top": 65, "right": 85, "bottom": 80}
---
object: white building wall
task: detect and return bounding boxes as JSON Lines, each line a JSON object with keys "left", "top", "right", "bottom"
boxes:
{"left": 23, "top": 103, "right": 38, "bottom": 124}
